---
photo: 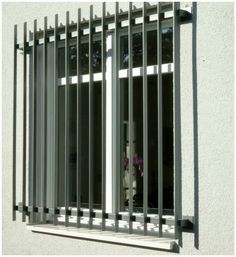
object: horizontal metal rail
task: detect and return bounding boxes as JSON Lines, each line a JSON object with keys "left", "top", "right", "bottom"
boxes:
{"left": 17, "top": 8, "right": 191, "bottom": 49}
{"left": 15, "top": 204, "right": 175, "bottom": 226}
{"left": 17, "top": 3, "right": 174, "bottom": 42}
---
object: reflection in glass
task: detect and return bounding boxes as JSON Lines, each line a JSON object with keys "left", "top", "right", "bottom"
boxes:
{"left": 58, "top": 40, "right": 102, "bottom": 78}
{"left": 120, "top": 27, "right": 173, "bottom": 69}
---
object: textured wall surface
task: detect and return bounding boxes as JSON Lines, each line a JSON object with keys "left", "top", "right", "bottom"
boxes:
{"left": 2, "top": 2, "right": 234, "bottom": 255}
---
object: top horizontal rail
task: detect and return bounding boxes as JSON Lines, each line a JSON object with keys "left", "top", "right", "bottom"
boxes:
{"left": 32, "top": 3, "right": 173, "bottom": 35}
{"left": 17, "top": 6, "right": 191, "bottom": 49}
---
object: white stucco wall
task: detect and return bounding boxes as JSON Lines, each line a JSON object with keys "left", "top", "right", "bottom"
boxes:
{"left": 2, "top": 2, "right": 234, "bottom": 255}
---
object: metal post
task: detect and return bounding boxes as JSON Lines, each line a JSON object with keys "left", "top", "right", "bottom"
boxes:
{"left": 157, "top": 2, "right": 163, "bottom": 237}
{"left": 53, "top": 14, "right": 58, "bottom": 225}
{"left": 128, "top": 2, "right": 134, "bottom": 234}
{"left": 12, "top": 24, "right": 17, "bottom": 221}
{"left": 173, "top": 2, "right": 181, "bottom": 240}
{"left": 114, "top": 2, "right": 120, "bottom": 233}
{"left": 22, "top": 22, "right": 27, "bottom": 222}
{"left": 76, "top": 8, "right": 82, "bottom": 228}
{"left": 101, "top": 2, "right": 106, "bottom": 231}
{"left": 31, "top": 19, "right": 37, "bottom": 224}
{"left": 142, "top": 2, "right": 148, "bottom": 236}
{"left": 88, "top": 5, "right": 94, "bottom": 229}
{"left": 65, "top": 11, "right": 70, "bottom": 227}
{"left": 42, "top": 16, "right": 48, "bottom": 224}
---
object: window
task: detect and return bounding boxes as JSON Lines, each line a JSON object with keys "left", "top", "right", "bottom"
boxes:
{"left": 12, "top": 2, "right": 192, "bottom": 250}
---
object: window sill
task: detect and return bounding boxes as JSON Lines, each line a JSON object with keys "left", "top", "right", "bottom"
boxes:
{"left": 27, "top": 224, "right": 176, "bottom": 251}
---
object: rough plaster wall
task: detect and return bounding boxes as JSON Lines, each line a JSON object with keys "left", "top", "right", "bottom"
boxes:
{"left": 2, "top": 2, "right": 234, "bottom": 255}
{"left": 179, "top": 2, "right": 234, "bottom": 255}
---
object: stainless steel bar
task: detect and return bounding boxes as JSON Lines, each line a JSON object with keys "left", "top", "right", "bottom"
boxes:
{"left": 22, "top": 22, "right": 27, "bottom": 222}
{"left": 65, "top": 11, "right": 70, "bottom": 227}
{"left": 173, "top": 2, "right": 181, "bottom": 240}
{"left": 76, "top": 8, "right": 82, "bottom": 228}
{"left": 142, "top": 2, "right": 148, "bottom": 236}
{"left": 101, "top": 2, "right": 106, "bottom": 231}
{"left": 42, "top": 16, "right": 47, "bottom": 224}
{"left": 128, "top": 2, "right": 134, "bottom": 234}
{"left": 53, "top": 14, "right": 59, "bottom": 225}
{"left": 16, "top": 3, "right": 174, "bottom": 49}
{"left": 114, "top": 1, "right": 120, "bottom": 233}
{"left": 12, "top": 24, "right": 17, "bottom": 221}
{"left": 157, "top": 2, "right": 163, "bottom": 237}
{"left": 89, "top": 5, "right": 94, "bottom": 230}
{"left": 31, "top": 19, "right": 37, "bottom": 224}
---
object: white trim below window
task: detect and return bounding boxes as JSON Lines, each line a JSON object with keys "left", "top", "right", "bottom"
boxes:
{"left": 27, "top": 224, "right": 176, "bottom": 250}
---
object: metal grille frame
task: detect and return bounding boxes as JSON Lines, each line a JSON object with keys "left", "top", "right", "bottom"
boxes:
{"left": 12, "top": 2, "right": 193, "bottom": 243}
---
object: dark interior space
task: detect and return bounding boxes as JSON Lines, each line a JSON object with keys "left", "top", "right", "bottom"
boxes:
{"left": 120, "top": 74, "right": 173, "bottom": 214}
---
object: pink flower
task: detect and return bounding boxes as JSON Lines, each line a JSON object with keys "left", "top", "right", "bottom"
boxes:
{"left": 124, "top": 152, "right": 143, "bottom": 176}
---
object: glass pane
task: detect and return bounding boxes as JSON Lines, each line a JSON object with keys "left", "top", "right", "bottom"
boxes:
{"left": 147, "top": 74, "right": 173, "bottom": 214}
{"left": 69, "top": 45, "right": 77, "bottom": 76}
{"left": 120, "top": 77, "right": 143, "bottom": 212}
{"left": 120, "top": 74, "right": 173, "bottom": 214}
{"left": 93, "top": 82, "right": 102, "bottom": 209}
{"left": 120, "top": 32, "right": 143, "bottom": 69}
{"left": 58, "top": 47, "right": 65, "bottom": 78}
{"left": 81, "top": 41, "right": 102, "bottom": 74}
{"left": 92, "top": 41, "right": 102, "bottom": 73}
{"left": 58, "top": 40, "right": 102, "bottom": 78}
{"left": 58, "top": 86, "right": 65, "bottom": 206}
{"left": 68, "top": 85, "right": 77, "bottom": 206}
{"left": 80, "top": 83, "right": 89, "bottom": 208}
{"left": 162, "top": 27, "right": 173, "bottom": 64}
{"left": 57, "top": 85, "right": 79, "bottom": 207}
{"left": 120, "top": 27, "right": 173, "bottom": 69}
{"left": 162, "top": 74, "right": 173, "bottom": 211}
{"left": 57, "top": 83, "right": 102, "bottom": 209}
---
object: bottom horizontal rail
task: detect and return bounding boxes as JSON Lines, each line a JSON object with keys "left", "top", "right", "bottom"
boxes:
{"left": 15, "top": 204, "right": 175, "bottom": 226}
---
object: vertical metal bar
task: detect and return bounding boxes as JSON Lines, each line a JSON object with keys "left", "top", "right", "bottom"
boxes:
{"left": 142, "top": 2, "right": 148, "bottom": 236}
{"left": 31, "top": 19, "right": 37, "bottom": 224}
{"left": 42, "top": 16, "right": 47, "bottom": 224}
{"left": 88, "top": 5, "right": 94, "bottom": 229}
{"left": 157, "top": 2, "right": 163, "bottom": 237}
{"left": 173, "top": 2, "right": 181, "bottom": 240}
{"left": 101, "top": 2, "right": 106, "bottom": 231}
{"left": 105, "top": 34, "right": 113, "bottom": 215}
{"left": 12, "top": 24, "right": 17, "bottom": 221}
{"left": 53, "top": 14, "right": 58, "bottom": 225}
{"left": 65, "top": 11, "right": 70, "bottom": 227}
{"left": 128, "top": 2, "right": 134, "bottom": 234}
{"left": 22, "top": 22, "right": 27, "bottom": 222}
{"left": 114, "top": 2, "right": 120, "bottom": 233}
{"left": 76, "top": 8, "right": 82, "bottom": 228}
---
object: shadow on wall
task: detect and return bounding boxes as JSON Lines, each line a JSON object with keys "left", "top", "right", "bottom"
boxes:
{"left": 192, "top": 2, "right": 199, "bottom": 250}
{"left": 176, "top": 2, "right": 199, "bottom": 251}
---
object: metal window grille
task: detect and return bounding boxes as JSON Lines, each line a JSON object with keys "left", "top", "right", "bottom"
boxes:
{"left": 12, "top": 1, "right": 193, "bottom": 245}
